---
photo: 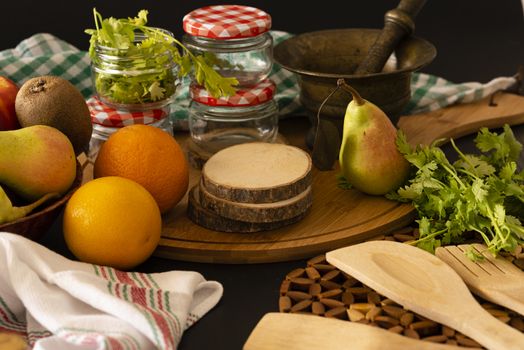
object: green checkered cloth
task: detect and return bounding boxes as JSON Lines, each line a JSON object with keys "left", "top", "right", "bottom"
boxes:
{"left": 0, "top": 34, "right": 92, "bottom": 97}
{"left": 405, "top": 73, "right": 516, "bottom": 114}
{"left": 0, "top": 33, "right": 517, "bottom": 129}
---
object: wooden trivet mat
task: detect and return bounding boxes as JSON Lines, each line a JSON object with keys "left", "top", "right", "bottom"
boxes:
{"left": 279, "top": 227, "right": 524, "bottom": 349}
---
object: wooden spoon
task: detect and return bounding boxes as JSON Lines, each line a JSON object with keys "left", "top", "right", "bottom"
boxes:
{"left": 436, "top": 243, "right": 524, "bottom": 316}
{"left": 243, "top": 313, "right": 462, "bottom": 350}
{"left": 326, "top": 241, "right": 524, "bottom": 350}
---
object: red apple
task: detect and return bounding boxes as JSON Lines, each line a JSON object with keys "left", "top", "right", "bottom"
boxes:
{"left": 0, "top": 77, "right": 20, "bottom": 130}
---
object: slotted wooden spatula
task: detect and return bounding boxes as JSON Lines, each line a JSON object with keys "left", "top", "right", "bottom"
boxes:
{"left": 243, "top": 313, "right": 462, "bottom": 350}
{"left": 436, "top": 243, "right": 524, "bottom": 316}
{"left": 326, "top": 241, "right": 524, "bottom": 350}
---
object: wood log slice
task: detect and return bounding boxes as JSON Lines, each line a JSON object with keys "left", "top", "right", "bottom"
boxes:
{"left": 186, "top": 134, "right": 289, "bottom": 170}
{"left": 199, "top": 181, "right": 313, "bottom": 223}
{"left": 187, "top": 185, "right": 309, "bottom": 233}
{"left": 201, "top": 142, "right": 312, "bottom": 203}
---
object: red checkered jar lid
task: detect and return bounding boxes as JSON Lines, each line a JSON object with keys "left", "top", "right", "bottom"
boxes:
{"left": 183, "top": 5, "right": 271, "bottom": 40}
{"left": 87, "top": 97, "right": 169, "bottom": 127}
{"left": 190, "top": 79, "right": 275, "bottom": 107}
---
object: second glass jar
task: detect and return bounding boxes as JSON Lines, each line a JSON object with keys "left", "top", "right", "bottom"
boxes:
{"left": 182, "top": 5, "right": 273, "bottom": 87}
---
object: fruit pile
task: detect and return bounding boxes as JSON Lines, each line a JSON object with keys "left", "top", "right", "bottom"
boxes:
{"left": 67, "top": 124, "right": 189, "bottom": 269}
{"left": 0, "top": 76, "right": 87, "bottom": 226}
{"left": 0, "top": 75, "right": 190, "bottom": 270}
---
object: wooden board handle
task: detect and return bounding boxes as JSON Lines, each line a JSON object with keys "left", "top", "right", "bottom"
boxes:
{"left": 398, "top": 92, "right": 524, "bottom": 146}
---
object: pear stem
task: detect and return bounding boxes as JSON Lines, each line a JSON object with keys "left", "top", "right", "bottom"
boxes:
{"left": 337, "top": 78, "right": 365, "bottom": 106}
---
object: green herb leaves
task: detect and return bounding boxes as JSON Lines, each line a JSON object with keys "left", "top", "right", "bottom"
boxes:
{"left": 85, "top": 8, "right": 238, "bottom": 105}
{"left": 192, "top": 55, "right": 238, "bottom": 98}
{"left": 388, "top": 125, "right": 524, "bottom": 257}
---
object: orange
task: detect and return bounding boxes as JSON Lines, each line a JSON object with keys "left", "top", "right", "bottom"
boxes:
{"left": 93, "top": 124, "right": 189, "bottom": 213}
{"left": 63, "top": 176, "right": 162, "bottom": 270}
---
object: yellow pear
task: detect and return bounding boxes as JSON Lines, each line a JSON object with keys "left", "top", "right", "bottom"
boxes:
{"left": 338, "top": 79, "right": 409, "bottom": 195}
{"left": 0, "top": 125, "right": 76, "bottom": 201}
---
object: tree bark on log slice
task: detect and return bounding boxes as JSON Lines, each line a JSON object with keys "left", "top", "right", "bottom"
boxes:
{"left": 199, "top": 181, "right": 313, "bottom": 223}
{"left": 202, "top": 143, "right": 312, "bottom": 203}
{"left": 187, "top": 185, "right": 309, "bottom": 233}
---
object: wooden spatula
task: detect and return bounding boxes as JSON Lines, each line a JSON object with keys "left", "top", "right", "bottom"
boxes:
{"left": 326, "top": 241, "right": 524, "bottom": 350}
{"left": 243, "top": 313, "right": 462, "bottom": 350}
{"left": 436, "top": 243, "right": 524, "bottom": 316}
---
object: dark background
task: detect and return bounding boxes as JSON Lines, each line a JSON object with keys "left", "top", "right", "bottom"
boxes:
{"left": 2, "top": 0, "right": 524, "bottom": 83}
{"left": 5, "top": 1, "right": 524, "bottom": 349}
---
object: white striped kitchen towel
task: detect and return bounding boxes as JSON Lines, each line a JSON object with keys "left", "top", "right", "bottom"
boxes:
{"left": 0, "top": 232, "right": 222, "bottom": 350}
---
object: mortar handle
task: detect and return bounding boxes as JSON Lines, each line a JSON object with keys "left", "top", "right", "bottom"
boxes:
{"left": 355, "top": 0, "right": 427, "bottom": 75}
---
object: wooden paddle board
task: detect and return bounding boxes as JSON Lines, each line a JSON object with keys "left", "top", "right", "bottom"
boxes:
{"left": 243, "top": 313, "right": 463, "bottom": 350}
{"left": 151, "top": 92, "right": 524, "bottom": 263}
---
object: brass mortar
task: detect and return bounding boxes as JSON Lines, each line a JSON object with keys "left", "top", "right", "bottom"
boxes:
{"left": 273, "top": 28, "right": 436, "bottom": 128}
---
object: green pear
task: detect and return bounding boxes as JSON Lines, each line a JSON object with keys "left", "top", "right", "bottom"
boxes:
{"left": 0, "top": 125, "right": 76, "bottom": 201}
{"left": 0, "top": 185, "right": 59, "bottom": 224}
{"left": 338, "top": 79, "right": 409, "bottom": 195}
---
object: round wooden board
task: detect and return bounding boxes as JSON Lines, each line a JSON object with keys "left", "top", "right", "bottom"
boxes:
{"left": 156, "top": 118, "right": 415, "bottom": 264}
{"left": 154, "top": 93, "right": 524, "bottom": 264}
{"left": 157, "top": 165, "right": 415, "bottom": 263}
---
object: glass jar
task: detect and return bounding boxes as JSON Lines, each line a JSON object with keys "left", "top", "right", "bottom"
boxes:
{"left": 87, "top": 97, "right": 173, "bottom": 163}
{"left": 182, "top": 5, "right": 273, "bottom": 87}
{"left": 189, "top": 79, "right": 278, "bottom": 155}
{"left": 90, "top": 29, "right": 178, "bottom": 111}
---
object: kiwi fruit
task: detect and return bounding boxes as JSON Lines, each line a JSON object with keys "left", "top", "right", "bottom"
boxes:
{"left": 15, "top": 76, "right": 92, "bottom": 155}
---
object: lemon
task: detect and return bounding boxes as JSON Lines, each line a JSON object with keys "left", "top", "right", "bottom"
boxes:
{"left": 63, "top": 176, "right": 162, "bottom": 270}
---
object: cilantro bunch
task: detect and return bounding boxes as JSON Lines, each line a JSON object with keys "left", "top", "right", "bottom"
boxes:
{"left": 85, "top": 9, "right": 238, "bottom": 105}
{"left": 388, "top": 125, "right": 524, "bottom": 258}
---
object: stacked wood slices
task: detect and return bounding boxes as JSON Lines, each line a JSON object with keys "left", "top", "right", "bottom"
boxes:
{"left": 188, "top": 142, "right": 313, "bottom": 233}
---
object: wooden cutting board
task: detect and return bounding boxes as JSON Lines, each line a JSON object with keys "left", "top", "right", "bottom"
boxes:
{"left": 155, "top": 92, "right": 524, "bottom": 263}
